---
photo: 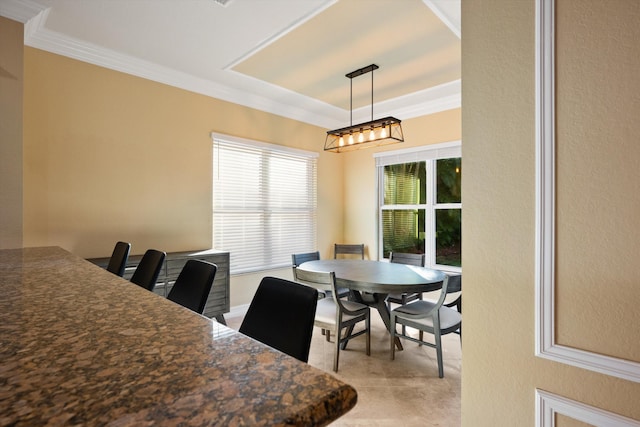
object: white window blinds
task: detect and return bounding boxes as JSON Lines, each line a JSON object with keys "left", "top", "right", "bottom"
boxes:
{"left": 212, "top": 134, "right": 318, "bottom": 274}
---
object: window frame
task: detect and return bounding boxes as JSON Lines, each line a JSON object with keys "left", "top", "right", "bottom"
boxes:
{"left": 211, "top": 133, "right": 318, "bottom": 275}
{"left": 375, "top": 141, "right": 462, "bottom": 273}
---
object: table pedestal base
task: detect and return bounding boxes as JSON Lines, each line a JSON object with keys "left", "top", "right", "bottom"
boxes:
{"left": 346, "top": 291, "right": 403, "bottom": 351}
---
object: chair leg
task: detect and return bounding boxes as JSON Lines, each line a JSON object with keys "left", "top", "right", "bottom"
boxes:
{"left": 333, "top": 326, "right": 341, "bottom": 372}
{"left": 401, "top": 295, "right": 407, "bottom": 335}
{"left": 341, "top": 324, "right": 354, "bottom": 350}
{"left": 365, "top": 313, "right": 371, "bottom": 356}
{"left": 435, "top": 330, "right": 444, "bottom": 378}
{"left": 390, "top": 313, "right": 396, "bottom": 360}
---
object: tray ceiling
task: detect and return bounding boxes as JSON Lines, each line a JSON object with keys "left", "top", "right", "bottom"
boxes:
{"left": 0, "top": 0, "right": 460, "bottom": 129}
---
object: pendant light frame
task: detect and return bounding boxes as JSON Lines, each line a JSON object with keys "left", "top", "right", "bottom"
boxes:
{"left": 324, "top": 64, "right": 404, "bottom": 153}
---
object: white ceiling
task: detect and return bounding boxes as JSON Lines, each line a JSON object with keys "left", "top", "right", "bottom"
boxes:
{"left": 0, "top": 0, "right": 460, "bottom": 129}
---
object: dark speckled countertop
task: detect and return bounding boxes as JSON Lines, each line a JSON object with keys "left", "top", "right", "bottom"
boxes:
{"left": 0, "top": 247, "right": 357, "bottom": 426}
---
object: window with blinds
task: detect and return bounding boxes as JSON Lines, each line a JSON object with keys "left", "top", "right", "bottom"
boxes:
{"left": 212, "top": 134, "right": 318, "bottom": 274}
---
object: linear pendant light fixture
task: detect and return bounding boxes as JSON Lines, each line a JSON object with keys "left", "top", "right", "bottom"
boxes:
{"left": 324, "top": 64, "right": 404, "bottom": 153}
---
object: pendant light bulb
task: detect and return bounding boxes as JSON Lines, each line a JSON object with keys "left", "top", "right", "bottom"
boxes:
{"left": 380, "top": 126, "right": 388, "bottom": 139}
{"left": 358, "top": 129, "right": 364, "bottom": 143}
{"left": 339, "top": 136, "right": 345, "bottom": 147}
{"left": 348, "top": 133, "right": 354, "bottom": 145}
{"left": 369, "top": 128, "right": 376, "bottom": 141}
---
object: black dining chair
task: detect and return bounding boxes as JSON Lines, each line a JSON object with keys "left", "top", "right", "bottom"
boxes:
{"left": 390, "top": 274, "right": 462, "bottom": 378}
{"left": 167, "top": 259, "right": 217, "bottom": 314}
{"left": 130, "top": 249, "right": 166, "bottom": 291}
{"left": 239, "top": 276, "right": 318, "bottom": 363}
{"left": 106, "top": 241, "right": 131, "bottom": 277}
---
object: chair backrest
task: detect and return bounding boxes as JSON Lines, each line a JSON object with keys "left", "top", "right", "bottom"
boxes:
{"left": 446, "top": 274, "right": 462, "bottom": 294}
{"left": 239, "top": 276, "right": 318, "bottom": 363}
{"left": 293, "top": 268, "right": 355, "bottom": 315}
{"left": 167, "top": 260, "right": 217, "bottom": 314}
{"left": 106, "top": 241, "right": 131, "bottom": 277}
{"left": 444, "top": 273, "right": 462, "bottom": 313}
{"left": 334, "top": 243, "right": 364, "bottom": 259}
{"left": 430, "top": 274, "right": 462, "bottom": 309}
{"left": 389, "top": 252, "right": 425, "bottom": 267}
{"left": 292, "top": 266, "right": 334, "bottom": 294}
{"left": 291, "top": 251, "right": 320, "bottom": 267}
{"left": 431, "top": 275, "right": 453, "bottom": 310}
{"left": 130, "top": 249, "right": 166, "bottom": 291}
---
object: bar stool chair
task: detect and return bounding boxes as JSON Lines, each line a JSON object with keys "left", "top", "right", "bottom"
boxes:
{"left": 130, "top": 249, "right": 166, "bottom": 291}
{"left": 239, "top": 277, "right": 318, "bottom": 363}
{"left": 106, "top": 241, "right": 131, "bottom": 277}
{"left": 167, "top": 259, "right": 217, "bottom": 314}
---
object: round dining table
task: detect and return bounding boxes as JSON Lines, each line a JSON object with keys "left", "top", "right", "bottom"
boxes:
{"left": 297, "top": 259, "right": 447, "bottom": 350}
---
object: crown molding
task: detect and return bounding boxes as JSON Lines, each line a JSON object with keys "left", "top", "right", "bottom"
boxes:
{"left": 423, "top": 0, "right": 461, "bottom": 39}
{"left": 369, "top": 80, "right": 461, "bottom": 121}
{"left": 12, "top": 0, "right": 460, "bottom": 130}
{"left": 0, "top": 0, "right": 46, "bottom": 23}
{"left": 23, "top": 22, "right": 344, "bottom": 128}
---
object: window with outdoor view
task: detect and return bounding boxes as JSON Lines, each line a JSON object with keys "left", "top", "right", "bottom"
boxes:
{"left": 212, "top": 134, "right": 318, "bottom": 274}
{"left": 375, "top": 142, "right": 461, "bottom": 270}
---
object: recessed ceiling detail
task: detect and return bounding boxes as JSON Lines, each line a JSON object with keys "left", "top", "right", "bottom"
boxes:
{"left": 232, "top": 0, "right": 460, "bottom": 111}
{"left": 0, "top": 0, "right": 460, "bottom": 129}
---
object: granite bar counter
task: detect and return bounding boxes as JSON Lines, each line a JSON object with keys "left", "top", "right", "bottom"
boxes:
{"left": 0, "top": 247, "right": 357, "bottom": 426}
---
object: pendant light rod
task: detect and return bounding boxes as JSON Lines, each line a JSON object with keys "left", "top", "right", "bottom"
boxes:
{"left": 350, "top": 72, "right": 353, "bottom": 126}
{"left": 346, "top": 64, "right": 379, "bottom": 125}
{"left": 371, "top": 65, "right": 374, "bottom": 121}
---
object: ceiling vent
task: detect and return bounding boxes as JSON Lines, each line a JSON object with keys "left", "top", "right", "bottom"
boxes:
{"left": 213, "top": 0, "right": 235, "bottom": 6}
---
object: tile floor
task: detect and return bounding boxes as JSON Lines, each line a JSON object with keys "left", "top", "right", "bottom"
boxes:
{"left": 225, "top": 306, "right": 461, "bottom": 426}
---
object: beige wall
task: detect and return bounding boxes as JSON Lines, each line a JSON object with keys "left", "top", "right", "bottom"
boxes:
{"left": 0, "top": 16, "right": 23, "bottom": 249}
{"left": 19, "top": 47, "right": 347, "bottom": 306}
{"left": 554, "top": 0, "right": 640, "bottom": 362}
{"left": 16, "top": 40, "right": 461, "bottom": 308}
{"left": 22, "top": 47, "right": 345, "bottom": 260}
{"left": 462, "top": 0, "right": 640, "bottom": 425}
